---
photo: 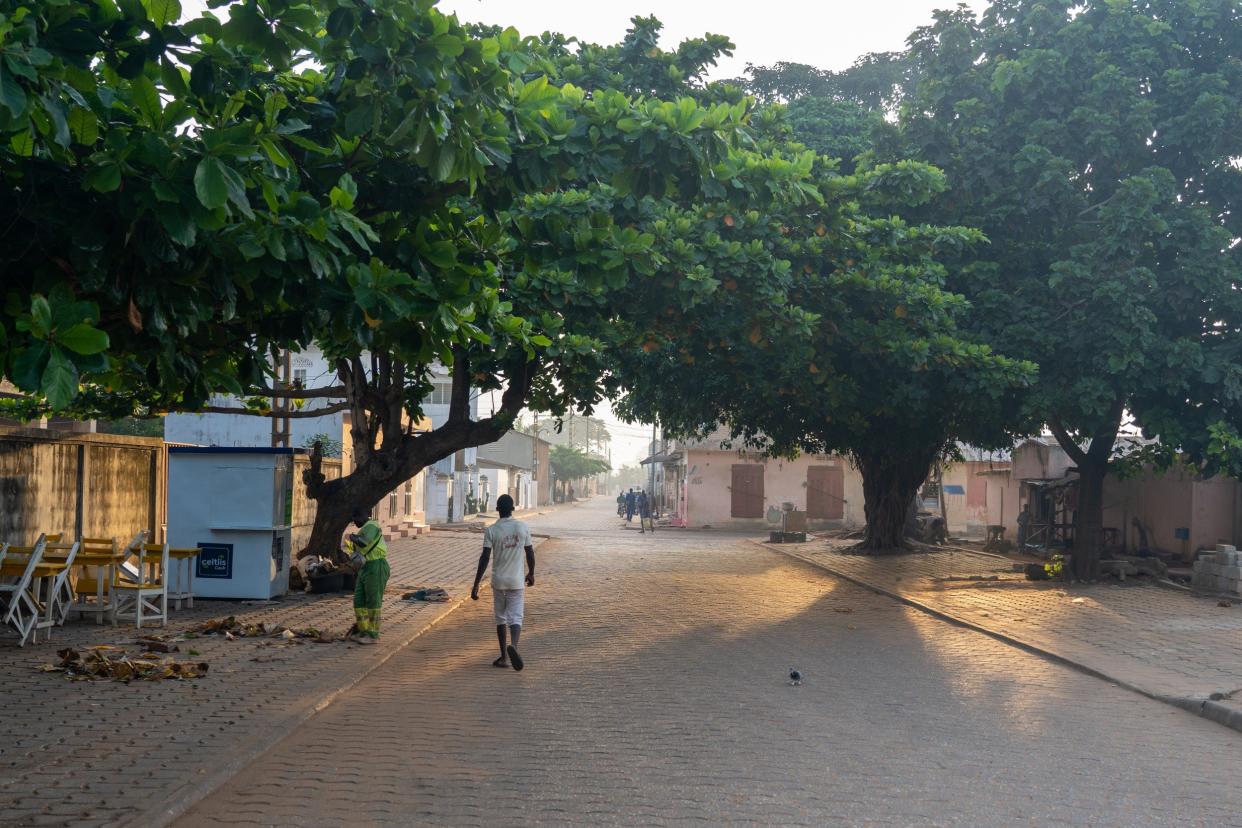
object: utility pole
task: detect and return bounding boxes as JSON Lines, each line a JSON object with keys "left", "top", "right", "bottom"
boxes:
{"left": 271, "top": 350, "right": 292, "bottom": 448}
{"left": 648, "top": 420, "right": 657, "bottom": 499}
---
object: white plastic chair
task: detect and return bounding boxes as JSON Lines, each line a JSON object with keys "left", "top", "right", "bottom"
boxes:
{"left": 35, "top": 540, "right": 80, "bottom": 641}
{"left": 166, "top": 547, "right": 202, "bottom": 610}
{"left": 113, "top": 542, "right": 169, "bottom": 629}
{"left": 0, "top": 536, "right": 47, "bottom": 647}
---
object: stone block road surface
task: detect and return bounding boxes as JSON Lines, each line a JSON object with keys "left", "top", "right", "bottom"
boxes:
{"left": 181, "top": 498, "right": 1242, "bottom": 827}
{"left": 781, "top": 541, "right": 1242, "bottom": 726}
{"left": 0, "top": 525, "right": 506, "bottom": 827}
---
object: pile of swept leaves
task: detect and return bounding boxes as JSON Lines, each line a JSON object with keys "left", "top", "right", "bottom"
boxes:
{"left": 40, "top": 645, "right": 208, "bottom": 682}
{"left": 191, "top": 616, "right": 337, "bottom": 643}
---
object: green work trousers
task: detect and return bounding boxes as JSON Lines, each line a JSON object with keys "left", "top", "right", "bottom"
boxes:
{"left": 353, "top": 558, "right": 390, "bottom": 639}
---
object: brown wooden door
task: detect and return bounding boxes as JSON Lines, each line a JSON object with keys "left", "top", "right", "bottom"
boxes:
{"left": 730, "top": 464, "right": 765, "bottom": 518}
{"left": 807, "top": 465, "right": 844, "bottom": 520}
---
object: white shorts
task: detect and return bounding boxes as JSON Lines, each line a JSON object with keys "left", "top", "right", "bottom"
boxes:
{"left": 493, "top": 588, "right": 525, "bottom": 627}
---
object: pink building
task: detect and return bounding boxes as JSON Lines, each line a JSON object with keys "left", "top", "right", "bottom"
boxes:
{"left": 663, "top": 434, "right": 866, "bottom": 530}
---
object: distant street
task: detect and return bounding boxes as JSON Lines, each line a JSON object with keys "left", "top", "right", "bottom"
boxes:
{"left": 183, "top": 497, "right": 1242, "bottom": 826}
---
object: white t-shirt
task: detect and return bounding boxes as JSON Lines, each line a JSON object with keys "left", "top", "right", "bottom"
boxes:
{"left": 484, "top": 517, "right": 532, "bottom": 590}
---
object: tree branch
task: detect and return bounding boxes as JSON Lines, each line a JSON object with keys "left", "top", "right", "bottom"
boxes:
{"left": 198, "top": 403, "right": 350, "bottom": 419}
{"left": 1048, "top": 416, "right": 1089, "bottom": 466}
{"left": 253, "top": 385, "right": 346, "bottom": 399}
{"left": 1087, "top": 395, "right": 1126, "bottom": 464}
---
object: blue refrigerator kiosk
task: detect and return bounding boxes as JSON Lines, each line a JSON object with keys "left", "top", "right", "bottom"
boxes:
{"left": 167, "top": 447, "right": 294, "bottom": 599}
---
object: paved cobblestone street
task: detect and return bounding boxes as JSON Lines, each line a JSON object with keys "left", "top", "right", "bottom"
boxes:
{"left": 780, "top": 542, "right": 1242, "bottom": 718}
{"left": 0, "top": 520, "right": 556, "bottom": 827}
{"left": 182, "top": 499, "right": 1242, "bottom": 827}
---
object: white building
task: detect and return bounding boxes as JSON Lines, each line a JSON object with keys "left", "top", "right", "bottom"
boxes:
{"left": 166, "top": 349, "right": 343, "bottom": 450}
{"left": 165, "top": 346, "right": 430, "bottom": 539}
{"left": 418, "top": 365, "right": 481, "bottom": 524}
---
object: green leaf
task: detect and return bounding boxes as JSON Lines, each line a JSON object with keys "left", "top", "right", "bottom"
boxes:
{"left": 9, "top": 129, "right": 33, "bottom": 157}
{"left": 29, "top": 295, "right": 52, "bottom": 337}
{"left": 84, "top": 160, "right": 122, "bottom": 192}
{"left": 160, "top": 57, "right": 188, "bottom": 97}
{"left": 142, "top": 0, "right": 181, "bottom": 26}
{"left": 326, "top": 7, "right": 353, "bottom": 38}
{"left": 0, "top": 63, "right": 27, "bottom": 118}
{"left": 10, "top": 343, "right": 49, "bottom": 391}
{"left": 130, "top": 75, "right": 162, "bottom": 127}
{"left": 433, "top": 141, "right": 456, "bottom": 181}
{"left": 41, "top": 347, "right": 79, "bottom": 409}
{"left": 194, "top": 156, "right": 230, "bottom": 209}
{"left": 158, "top": 207, "right": 198, "bottom": 245}
{"left": 189, "top": 58, "right": 216, "bottom": 99}
{"left": 67, "top": 107, "right": 99, "bottom": 145}
{"left": 57, "top": 324, "right": 109, "bottom": 355}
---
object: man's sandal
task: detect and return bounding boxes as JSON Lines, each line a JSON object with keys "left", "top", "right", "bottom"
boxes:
{"left": 506, "top": 644, "right": 524, "bottom": 672}
{"left": 492, "top": 656, "right": 509, "bottom": 668}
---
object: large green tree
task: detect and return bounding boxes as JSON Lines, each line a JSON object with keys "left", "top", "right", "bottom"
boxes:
{"left": 613, "top": 125, "right": 1033, "bottom": 549}
{"left": 895, "top": 0, "right": 1242, "bottom": 576}
{"left": 1, "top": 3, "right": 813, "bottom": 556}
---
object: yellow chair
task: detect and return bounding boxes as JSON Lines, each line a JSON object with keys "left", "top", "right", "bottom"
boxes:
{"left": 113, "top": 542, "right": 169, "bottom": 629}
{"left": 72, "top": 537, "right": 123, "bottom": 625}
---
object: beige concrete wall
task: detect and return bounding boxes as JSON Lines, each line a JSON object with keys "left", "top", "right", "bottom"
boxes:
{"left": 983, "top": 471, "right": 1023, "bottom": 541}
{"left": 0, "top": 427, "right": 165, "bottom": 545}
{"left": 684, "top": 449, "right": 865, "bottom": 529}
{"left": 1100, "top": 467, "right": 1241, "bottom": 560}
{"left": 1012, "top": 440, "right": 1073, "bottom": 481}
{"left": 941, "top": 461, "right": 1007, "bottom": 536}
{"left": 1191, "top": 477, "right": 1237, "bottom": 554}
{"left": 291, "top": 455, "right": 342, "bottom": 554}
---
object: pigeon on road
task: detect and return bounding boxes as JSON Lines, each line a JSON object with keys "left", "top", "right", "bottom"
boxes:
{"left": 789, "top": 668, "right": 802, "bottom": 686}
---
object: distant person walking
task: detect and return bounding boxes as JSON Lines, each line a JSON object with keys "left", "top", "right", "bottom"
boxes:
{"left": 624, "top": 488, "right": 637, "bottom": 523}
{"left": 616, "top": 491, "right": 625, "bottom": 517}
{"left": 471, "top": 494, "right": 535, "bottom": 671}
{"left": 638, "top": 490, "right": 653, "bottom": 533}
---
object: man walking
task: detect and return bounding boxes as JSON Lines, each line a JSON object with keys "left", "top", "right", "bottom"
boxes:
{"left": 624, "top": 488, "right": 636, "bottom": 523}
{"left": 471, "top": 494, "right": 535, "bottom": 671}
{"left": 347, "top": 509, "right": 389, "bottom": 645}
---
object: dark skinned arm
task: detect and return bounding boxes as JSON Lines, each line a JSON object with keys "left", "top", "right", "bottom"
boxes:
{"left": 525, "top": 545, "right": 535, "bottom": 587}
{"left": 471, "top": 547, "right": 490, "bottom": 600}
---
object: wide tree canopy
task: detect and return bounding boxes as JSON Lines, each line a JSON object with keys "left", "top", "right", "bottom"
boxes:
{"left": 891, "top": 0, "right": 1242, "bottom": 575}
{"left": 612, "top": 105, "right": 1034, "bottom": 549}
{"left": 1, "top": 1, "right": 817, "bottom": 554}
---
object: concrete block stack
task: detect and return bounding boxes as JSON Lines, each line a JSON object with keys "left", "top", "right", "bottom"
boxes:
{"left": 1193, "top": 544, "right": 1242, "bottom": 595}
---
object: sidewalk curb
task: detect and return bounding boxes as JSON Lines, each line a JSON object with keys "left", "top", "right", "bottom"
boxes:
{"left": 139, "top": 597, "right": 468, "bottom": 828}
{"left": 757, "top": 540, "right": 1234, "bottom": 735}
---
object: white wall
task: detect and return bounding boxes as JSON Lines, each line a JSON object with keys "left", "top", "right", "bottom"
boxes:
{"left": 166, "top": 347, "right": 343, "bottom": 450}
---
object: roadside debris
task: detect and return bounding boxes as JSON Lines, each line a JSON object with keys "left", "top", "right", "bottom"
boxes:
{"left": 190, "top": 616, "right": 339, "bottom": 643}
{"left": 402, "top": 587, "right": 450, "bottom": 602}
{"left": 40, "top": 647, "right": 208, "bottom": 682}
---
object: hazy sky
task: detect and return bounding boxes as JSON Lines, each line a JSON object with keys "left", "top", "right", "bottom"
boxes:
{"left": 439, "top": 0, "right": 984, "bottom": 79}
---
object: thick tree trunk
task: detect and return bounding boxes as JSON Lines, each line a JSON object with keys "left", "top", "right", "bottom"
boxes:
{"left": 855, "top": 447, "right": 938, "bottom": 552}
{"left": 299, "top": 354, "right": 536, "bottom": 561}
{"left": 1048, "top": 396, "right": 1124, "bottom": 582}
{"left": 1072, "top": 457, "right": 1107, "bottom": 581}
{"left": 302, "top": 478, "right": 358, "bottom": 564}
